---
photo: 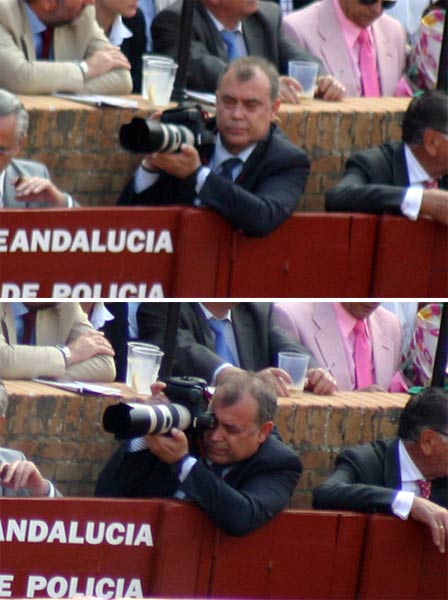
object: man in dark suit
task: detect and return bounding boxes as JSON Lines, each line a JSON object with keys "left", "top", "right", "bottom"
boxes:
{"left": 96, "top": 371, "right": 302, "bottom": 536}
{"left": 151, "top": 0, "right": 344, "bottom": 101}
{"left": 0, "top": 89, "right": 75, "bottom": 208}
{"left": 137, "top": 302, "right": 338, "bottom": 395}
{"left": 118, "top": 56, "right": 311, "bottom": 237}
{"left": 313, "top": 387, "right": 448, "bottom": 553}
{"left": 326, "top": 90, "right": 448, "bottom": 227}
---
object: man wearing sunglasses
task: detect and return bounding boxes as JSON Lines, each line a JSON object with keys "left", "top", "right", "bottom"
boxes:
{"left": 326, "top": 90, "right": 448, "bottom": 227}
{"left": 0, "top": 89, "right": 76, "bottom": 208}
{"left": 283, "top": 0, "right": 412, "bottom": 96}
{"left": 314, "top": 387, "right": 448, "bottom": 553}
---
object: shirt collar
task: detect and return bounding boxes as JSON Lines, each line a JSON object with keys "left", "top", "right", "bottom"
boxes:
{"left": 399, "top": 439, "right": 424, "bottom": 483}
{"left": 333, "top": 0, "right": 373, "bottom": 49}
{"left": 212, "top": 134, "right": 256, "bottom": 171}
{"left": 108, "top": 15, "right": 133, "bottom": 47}
{"left": 0, "top": 170, "right": 6, "bottom": 208}
{"left": 333, "top": 302, "right": 366, "bottom": 339}
{"left": 24, "top": 2, "right": 46, "bottom": 35}
{"left": 200, "top": 303, "right": 233, "bottom": 323}
{"left": 205, "top": 8, "right": 243, "bottom": 34}
{"left": 12, "top": 302, "right": 29, "bottom": 319}
{"left": 404, "top": 143, "right": 431, "bottom": 185}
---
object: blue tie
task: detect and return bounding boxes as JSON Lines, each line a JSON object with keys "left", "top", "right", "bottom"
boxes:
{"left": 209, "top": 318, "right": 236, "bottom": 364}
{"left": 218, "top": 157, "right": 242, "bottom": 181}
{"left": 220, "top": 30, "right": 242, "bottom": 61}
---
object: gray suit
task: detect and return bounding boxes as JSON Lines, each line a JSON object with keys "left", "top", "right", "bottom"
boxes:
{"left": 1, "top": 159, "right": 70, "bottom": 208}
{"left": 0, "top": 447, "right": 61, "bottom": 497}
{"left": 152, "top": 0, "right": 325, "bottom": 92}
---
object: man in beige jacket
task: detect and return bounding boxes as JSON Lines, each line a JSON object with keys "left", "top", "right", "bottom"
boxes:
{"left": 0, "top": 302, "right": 116, "bottom": 381}
{"left": 0, "top": 0, "right": 132, "bottom": 95}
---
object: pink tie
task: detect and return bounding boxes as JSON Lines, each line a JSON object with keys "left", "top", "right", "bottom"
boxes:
{"left": 417, "top": 479, "right": 432, "bottom": 499}
{"left": 353, "top": 319, "right": 373, "bottom": 388}
{"left": 358, "top": 29, "right": 380, "bottom": 97}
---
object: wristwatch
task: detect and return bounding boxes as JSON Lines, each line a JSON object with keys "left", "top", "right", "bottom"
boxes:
{"left": 77, "top": 60, "right": 89, "bottom": 81}
{"left": 56, "top": 345, "right": 71, "bottom": 366}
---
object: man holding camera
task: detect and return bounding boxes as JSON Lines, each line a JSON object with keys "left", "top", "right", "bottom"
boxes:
{"left": 96, "top": 372, "right": 303, "bottom": 536}
{"left": 118, "top": 56, "right": 310, "bottom": 237}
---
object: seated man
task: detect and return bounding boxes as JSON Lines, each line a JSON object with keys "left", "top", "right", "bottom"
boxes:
{"left": 118, "top": 57, "right": 311, "bottom": 238}
{"left": 0, "top": 302, "right": 116, "bottom": 381}
{"left": 151, "top": 0, "right": 345, "bottom": 102}
{"left": 139, "top": 0, "right": 177, "bottom": 52}
{"left": 137, "top": 302, "right": 337, "bottom": 395}
{"left": 0, "top": 381, "right": 60, "bottom": 497}
{"left": 0, "top": 0, "right": 132, "bottom": 95}
{"left": 325, "top": 90, "right": 448, "bottom": 227}
{"left": 313, "top": 387, "right": 448, "bottom": 553}
{"left": 96, "top": 371, "right": 303, "bottom": 536}
{"left": 274, "top": 302, "right": 406, "bottom": 392}
{"left": 283, "top": 0, "right": 411, "bottom": 97}
{"left": 0, "top": 89, "right": 76, "bottom": 208}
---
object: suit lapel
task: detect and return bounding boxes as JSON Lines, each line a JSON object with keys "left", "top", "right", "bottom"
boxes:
{"left": 231, "top": 305, "right": 254, "bottom": 370}
{"left": 369, "top": 311, "right": 395, "bottom": 390}
{"left": 243, "top": 17, "right": 265, "bottom": 58}
{"left": 392, "top": 143, "right": 410, "bottom": 186}
{"left": 197, "top": 1, "right": 228, "bottom": 60}
{"left": 313, "top": 303, "right": 352, "bottom": 388}
{"left": 190, "top": 304, "right": 215, "bottom": 351}
{"left": 372, "top": 20, "right": 395, "bottom": 95}
{"left": 384, "top": 439, "right": 401, "bottom": 489}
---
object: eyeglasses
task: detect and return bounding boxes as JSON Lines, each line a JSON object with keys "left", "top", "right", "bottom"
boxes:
{"left": 359, "top": 0, "right": 397, "bottom": 8}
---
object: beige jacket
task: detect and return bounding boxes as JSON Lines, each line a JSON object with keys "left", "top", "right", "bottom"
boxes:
{"left": 0, "top": 1, "right": 132, "bottom": 94}
{"left": 0, "top": 302, "right": 116, "bottom": 381}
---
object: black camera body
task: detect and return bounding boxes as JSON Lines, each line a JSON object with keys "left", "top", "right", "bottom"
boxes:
{"left": 103, "top": 376, "right": 215, "bottom": 440}
{"left": 119, "top": 103, "right": 215, "bottom": 157}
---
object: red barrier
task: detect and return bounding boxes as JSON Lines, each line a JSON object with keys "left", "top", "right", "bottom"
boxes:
{"left": 358, "top": 514, "right": 448, "bottom": 599}
{"left": 228, "top": 214, "right": 377, "bottom": 297}
{"left": 371, "top": 216, "right": 448, "bottom": 297}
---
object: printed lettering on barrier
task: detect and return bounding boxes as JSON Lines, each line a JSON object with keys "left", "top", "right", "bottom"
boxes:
{"left": 0, "top": 209, "right": 179, "bottom": 298}
{"left": 0, "top": 498, "right": 158, "bottom": 599}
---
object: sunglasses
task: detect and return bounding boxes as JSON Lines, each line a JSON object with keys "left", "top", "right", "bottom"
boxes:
{"left": 359, "top": 0, "right": 396, "bottom": 8}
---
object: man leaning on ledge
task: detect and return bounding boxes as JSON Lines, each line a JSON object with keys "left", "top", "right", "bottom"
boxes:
{"left": 0, "top": 0, "right": 132, "bottom": 95}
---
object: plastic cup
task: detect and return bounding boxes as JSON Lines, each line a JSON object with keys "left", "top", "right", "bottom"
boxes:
{"left": 288, "top": 60, "right": 319, "bottom": 101}
{"left": 278, "top": 352, "right": 310, "bottom": 396}
{"left": 126, "top": 342, "right": 164, "bottom": 394}
{"left": 141, "top": 55, "right": 178, "bottom": 106}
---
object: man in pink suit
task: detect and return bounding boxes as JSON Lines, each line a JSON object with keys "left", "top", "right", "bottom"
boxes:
{"left": 273, "top": 302, "right": 406, "bottom": 392}
{"left": 283, "top": 0, "right": 411, "bottom": 96}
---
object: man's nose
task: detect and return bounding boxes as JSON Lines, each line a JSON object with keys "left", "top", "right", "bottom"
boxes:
{"left": 231, "top": 103, "right": 244, "bottom": 118}
{"left": 209, "top": 424, "right": 224, "bottom": 441}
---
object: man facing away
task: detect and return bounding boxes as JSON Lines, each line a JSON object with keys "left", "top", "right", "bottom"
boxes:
{"left": 325, "top": 90, "right": 448, "bottom": 227}
{"left": 0, "top": 0, "right": 132, "bottom": 95}
{"left": 0, "top": 89, "right": 76, "bottom": 208}
{"left": 313, "top": 387, "right": 448, "bottom": 553}
{"left": 118, "top": 56, "right": 311, "bottom": 237}
{"left": 96, "top": 371, "right": 303, "bottom": 536}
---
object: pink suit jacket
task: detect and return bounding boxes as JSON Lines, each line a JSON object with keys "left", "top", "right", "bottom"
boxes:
{"left": 273, "top": 302, "right": 403, "bottom": 391}
{"left": 283, "top": 0, "right": 408, "bottom": 96}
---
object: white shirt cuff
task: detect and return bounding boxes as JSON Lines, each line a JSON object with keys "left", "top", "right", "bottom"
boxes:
{"left": 128, "top": 437, "right": 149, "bottom": 453}
{"left": 46, "top": 481, "right": 57, "bottom": 498}
{"left": 178, "top": 456, "right": 197, "bottom": 482}
{"left": 392, "top": 490, "right": 415, "bottom": 519}
{"left": 212, "top": 362, "right": 233, "bottom": 386}
{"left": 195, "top": 166, "right": 211, "bottom": 194}
{"left": 134, "top": 166, "right": 160, "bottom": 193}
{"left": 401, "top": 186, "right": 423, "bottom": 220}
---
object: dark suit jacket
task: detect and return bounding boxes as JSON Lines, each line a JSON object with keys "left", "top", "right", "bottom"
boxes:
{"left": 95, "top": 434, "right": 302, "bottom": 536}
{"left": 151, "top": 0, "right": 324, "bottom": 92}
{"left": 325, "top": 141, "right": 414, "bottom": 215}
{"left": 313, "top": 438, "right": 448, "bottom": 513}
{"left": 137, "top": 302, "right": 318, "bottom": 383}
{"left": 118, "top": 124, "right": 310, "bottom": 237}
{"left": 122, "top": 9, "right": 147, "bottom": 93}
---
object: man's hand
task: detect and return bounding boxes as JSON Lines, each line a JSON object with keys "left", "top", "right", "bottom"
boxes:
{"left": 278, "top": 76, "right": 303, "bottom": 104}
{"left": 149, "top": 144, "right": 202, "bottom": 178}
{"left": 85, "top": 48, "right": 131, "bottom": 79}
{"left": 0, "top": 460, "right": 50, "bottom": 496}
{"left": 66, "top": 331, "right": 115, "bottom": 366}
{"left": 257, "top": 367, "right": 292, "bottom": 397}
{"left": 410, "top": 496, "right": 448, "bottom": 553}
{"left": 420, "top": 190, "right": 448, "bottom": 226}
{"left": 14, "top": 176, "right": 68, "bottom": 207}
{"left": 305, "top": 368, "right": 338, "bottom": 395}
{"left": 145, "top": 428, "right": 189, "bottom": 464}
{"left": 315, "top": 75, "right": 345, "bottom": 101}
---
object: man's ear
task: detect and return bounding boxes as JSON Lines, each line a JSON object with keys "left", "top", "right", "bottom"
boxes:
{"left": 422, "top": 129, "right": 440, "bottom": 158}
{"left": 419, "top": 428, "right": 437, "bottom": 456}
{"left": 271, "top": 98, "right": 281, "bottom": 121}
{"left": 258, "top": 420, "right": 274, "bottom": 443}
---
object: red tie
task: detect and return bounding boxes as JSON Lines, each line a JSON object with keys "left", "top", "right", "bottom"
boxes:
{"left": 41, "top": 26, "right": 54, "bottom": 60}
{"left": 358, "top": 29, "right": 380, "bottom": 97}
{"left": 22, "top": 311, "right": 37, "bottom": 345}
{"left": 417, "top": 479, "right": 432, "bottom": 499}
{"left": 424, "top": 179, "right": 438, "bottom": 189}
{"left": 353, "top": 319, "right": 373, "bottom": 388}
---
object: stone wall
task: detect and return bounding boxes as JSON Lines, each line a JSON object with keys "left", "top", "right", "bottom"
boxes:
{"left": 1, "top": 381, "right": 408, "bottom": 507}
{"left": 19, "top": 95, "right": 410, "bottom": 210}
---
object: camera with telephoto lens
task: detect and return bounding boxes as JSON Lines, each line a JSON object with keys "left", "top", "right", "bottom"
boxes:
{"left": 119, "top": 103, "right": 215, "bottom": 156}
{"left": 102, "top": 376, "right": 215, "bottom": 440}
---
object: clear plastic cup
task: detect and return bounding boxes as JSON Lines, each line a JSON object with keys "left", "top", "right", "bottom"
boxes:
{"left": 126, "top": 341, "right": 164, "bottom": 394}
{"left": 141, "top": 55, "right": 178, "bottom": 106}
{"left": 278, "top": 352, "right": 310, "bottom": 396}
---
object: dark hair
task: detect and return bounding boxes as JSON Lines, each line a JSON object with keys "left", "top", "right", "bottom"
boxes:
{"left": 402, "top": 90, "right": 448, "bottom": 145}
{"left": 398, "top": 387, "right": 448, "bottom": 441}
{"left": 213, "top": 371, "right": 278, "bottom": 424}
{"left": 217, "top": 56, "right": 280, "bottom": 102}
{"left": 0, "top": 89, "right": 29, "bottom": 140}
